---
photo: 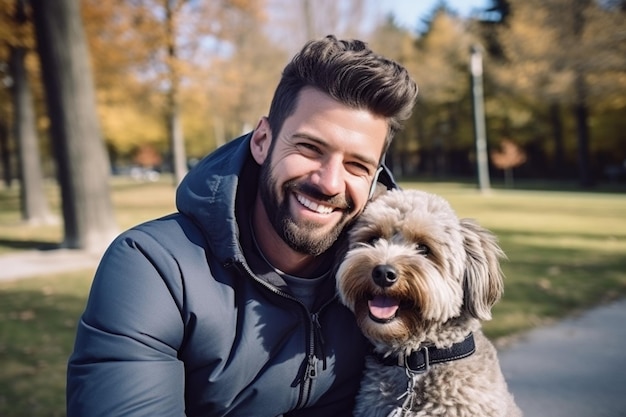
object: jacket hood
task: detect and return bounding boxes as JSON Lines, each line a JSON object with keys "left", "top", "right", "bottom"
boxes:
{"left": 176, "top": 133, "right": 254, "bottom": 263}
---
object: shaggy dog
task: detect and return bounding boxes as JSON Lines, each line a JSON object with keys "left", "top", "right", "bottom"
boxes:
{"left": 336, "top": 189, "right": 522, "bottom": 417}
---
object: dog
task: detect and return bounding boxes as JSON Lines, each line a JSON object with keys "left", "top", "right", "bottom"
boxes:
{"left": 336, "top": 188, "right": 522, "bottom": 417}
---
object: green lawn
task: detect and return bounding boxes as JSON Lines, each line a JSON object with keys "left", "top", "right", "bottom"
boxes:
{"left": 0, "top": 271, "right": 92, "bottom": 417}
{"left": 0, "top": 178, "right": 625, "bottom": 416}
{"left": 0, "top": 177, "right": 177, "bottom": 254}
{"left": 404, "top": 181, "right": 626, "bottom": 338}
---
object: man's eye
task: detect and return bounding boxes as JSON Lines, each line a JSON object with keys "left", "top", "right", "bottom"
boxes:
{"left": 346, "top": 162, "right": 372, "bottom": 177}
{"left": 347, "top": 161, "right": 372, "bottom": 176}
{"left": 297, "top": 143, "right": 321, "bottom": 154}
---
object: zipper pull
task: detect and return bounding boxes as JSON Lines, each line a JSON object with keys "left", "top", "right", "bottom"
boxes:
{"left": 305, "top": 354, "right": 318, "bottom": 379}
{"left": 311, "top": 313, "right": 327, "bottom": 371}
{"left": 311, "top": 313, "right": 324, "bottom": 342}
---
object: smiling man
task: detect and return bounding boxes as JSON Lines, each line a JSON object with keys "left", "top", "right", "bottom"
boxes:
{"left": 251, "top": 87, "right": 389, "bottom": 273}
{"left": 67, "top": 35, "right": 418, "bottom": 417}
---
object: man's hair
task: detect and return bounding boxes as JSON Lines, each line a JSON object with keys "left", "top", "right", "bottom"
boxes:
{"left": 267, "top": 35, "right": 418, "bottom": 157}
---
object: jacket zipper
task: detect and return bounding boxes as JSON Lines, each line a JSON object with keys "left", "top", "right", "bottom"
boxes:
{"left": 225, "top": 259, "right": 332, "bottom": 409}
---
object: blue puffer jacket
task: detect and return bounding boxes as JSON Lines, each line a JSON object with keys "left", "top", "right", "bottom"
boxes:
{"left": 67, "top": 133, "right": 394, "bottom": 416}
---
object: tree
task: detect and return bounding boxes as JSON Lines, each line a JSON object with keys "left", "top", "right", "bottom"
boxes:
{"left": 492, "top": 0, "right": 626, "bottom": 186}
{"left": 9, "top": 0, "right": 55, "bottom": 225}
{"left": 0, "top": 1, "right": 14, "bottom": 188}
{"left": 81, "top": 0, "right": 166, "bottom": 167}
{"left": 483, "top": 0, "right": 511, "bottom": 23}
{"left": 160, "top": 0, "right": 190, "bottom": 185}
{"left": 206, "top": 13, "right": 286, "bottom": 145}
{"left": 79, "top": 0, "right": 267, "bottom": 182}
{"left": 490, "top": 138, "right": 526, "bottom": 187}
{"left": 0, "top": 122, "right": 9, "bottom": 189}
{"left": 476, "top": 0, "right": 568, "bottom": 179}
{"left": 412, "top": 8, "right": 477, "bottom": 177}
{"left": 368, "top": 16, "right": 420, "bottom": 177}
{"left": 31, "top": 0, "right": 117, "bottom": 251}
{"left": 134, "top": 144, "right": 163, "bottom": 169}
{"left": 158, "top": 0, "right": 267, "bottom": 183}
{"left": 268, "top": 0, "right": 370, "bottom": 53}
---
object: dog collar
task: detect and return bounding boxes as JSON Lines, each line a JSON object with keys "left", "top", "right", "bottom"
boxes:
{"left": 376, "top": 333, "right": 476, "bottom": 373}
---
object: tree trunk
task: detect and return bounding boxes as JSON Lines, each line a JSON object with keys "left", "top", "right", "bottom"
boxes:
{"left": 302, "top": 0, "right": 315, "bottom": 40}
{"left": 10, "top": 44, "right": 56, "bottom": 225}
{"left": 572, "top": 71, "right": 593, "bottom": 189}
{"left": 504, "top": 168, "right": 514, "bottom": 188}
{"left": 31, "top": 0, "right": 118, "bottom": 251}
{"left": 168, "top": 103, "right": 187, "bottom": 184}
{"left": 548, "top": 102, "right": 565, "bottom": 179}
{"left": 0, "top": 121, "right": 11, "bottom": 188}
{"left": 571, "top": 0, "right": 594, "bottom": 188}
{"left": 573, "top": 92, "right": 593, "bottom": 187}
{"left": 165, "top": 0, "right": 187, "bottom": 185}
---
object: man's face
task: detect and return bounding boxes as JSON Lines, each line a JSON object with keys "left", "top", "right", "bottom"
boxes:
{"left": 252, "top": 87, "right": 388, "bottom": 256}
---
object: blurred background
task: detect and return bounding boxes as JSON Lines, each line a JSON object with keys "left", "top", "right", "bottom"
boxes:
{"left": 0, "top": 0, "right": 625, "bottom": 249}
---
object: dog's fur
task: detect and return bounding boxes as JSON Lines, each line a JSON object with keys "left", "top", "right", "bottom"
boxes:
{"left": 336, "top": 189, "right": 522, "bottom": 417}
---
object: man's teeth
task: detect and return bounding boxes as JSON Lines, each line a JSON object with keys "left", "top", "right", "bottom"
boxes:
{"left": 296, "top": 194, "right": 334, "bottom": 214}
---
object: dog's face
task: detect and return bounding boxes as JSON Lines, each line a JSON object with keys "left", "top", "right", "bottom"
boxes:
{"left": 336, "top": 189, "right": 504, "bottom": 348}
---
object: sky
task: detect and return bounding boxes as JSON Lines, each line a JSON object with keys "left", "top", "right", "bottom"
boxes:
{"left": 378, "top": 0, "right": 492, "bottom": 31}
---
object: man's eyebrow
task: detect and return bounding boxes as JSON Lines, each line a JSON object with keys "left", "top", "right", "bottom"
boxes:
{"left": 292, "top": 132, "right": 379, "bottom": 169}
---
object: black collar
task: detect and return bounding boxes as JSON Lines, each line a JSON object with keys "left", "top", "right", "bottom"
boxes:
{"left": 376, "top": 333, "right": 476, "bottom": 373}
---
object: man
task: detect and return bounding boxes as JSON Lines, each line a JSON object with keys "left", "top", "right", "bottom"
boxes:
{"left": 67, "top": 35, "right": 418, "bottom": 416}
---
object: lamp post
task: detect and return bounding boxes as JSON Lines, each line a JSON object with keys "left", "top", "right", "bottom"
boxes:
{"left": 470, "top": 44, "right": 491, "bottom": 193}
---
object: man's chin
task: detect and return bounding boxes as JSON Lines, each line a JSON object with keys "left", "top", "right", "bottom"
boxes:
{"left": 283, "top": 225, "right": 343, "bottom": 256}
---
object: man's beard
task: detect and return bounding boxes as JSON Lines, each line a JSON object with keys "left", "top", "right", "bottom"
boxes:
{"left": 258, "top": 159, "right": 355, "bottom": 257}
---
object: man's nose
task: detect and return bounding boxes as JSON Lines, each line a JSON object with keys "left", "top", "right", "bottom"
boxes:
{"left": 311, "top": 157, "right": 345, "bottom": 196}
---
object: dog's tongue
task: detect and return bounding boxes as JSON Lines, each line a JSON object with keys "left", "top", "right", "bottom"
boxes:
{"left": 368, "top": 295, "right": 400, "bottom": 320}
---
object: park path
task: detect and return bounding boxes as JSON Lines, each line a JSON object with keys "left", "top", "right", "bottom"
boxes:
{"left": 1, "top": 249, "right": 626, "bottom": 416}
{"left": 499, "top": 298, "right": 626, "bottom": 417}
{"left": 0, "top": 248, "right": 101, "bottom": 282}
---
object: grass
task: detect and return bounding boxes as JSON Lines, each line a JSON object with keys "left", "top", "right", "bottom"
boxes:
{"left": 405, "top": 181, "right": 626, "bottom": 339}
{"left": 0, "top": 177, "right": 177, "bottom": 416}
{"left": 0, "top": 272, "right": 92, "bottom": 416}
{"left": 0, "top": 177, "right": 177, "bottom": 254}
{"left": 1, "top": 177, "right": 625, "bottom": 416}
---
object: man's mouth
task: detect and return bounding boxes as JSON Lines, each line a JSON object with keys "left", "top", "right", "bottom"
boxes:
{"left": 295, "top": 193, "right": 335, "bottom": 214}
{"left": 368, "top": 294, "right": 400, "bottom": 323}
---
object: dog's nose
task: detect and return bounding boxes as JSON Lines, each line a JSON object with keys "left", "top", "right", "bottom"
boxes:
{"left": 372, "top": 264, "right": 398, "bottom": 287}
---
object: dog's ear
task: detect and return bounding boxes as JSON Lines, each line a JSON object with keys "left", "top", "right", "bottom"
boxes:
{"left": 460, "top": 218, "right": 505, "bottom": 321}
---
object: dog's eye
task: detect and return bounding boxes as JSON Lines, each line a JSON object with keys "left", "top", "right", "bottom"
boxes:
{"left": 366, "top": 236, "right": 380, "bottom": 246}
{"left": 416, "top": 244, "right": 430, "bottom": 256}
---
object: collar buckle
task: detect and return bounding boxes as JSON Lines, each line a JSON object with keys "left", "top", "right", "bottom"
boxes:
{"left": 402, "top": 345, "right": 430, "bottom": 374}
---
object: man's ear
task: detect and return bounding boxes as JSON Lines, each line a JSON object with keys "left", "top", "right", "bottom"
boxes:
{"left": 250, "top": 117, "right": 272, "bottom": 165}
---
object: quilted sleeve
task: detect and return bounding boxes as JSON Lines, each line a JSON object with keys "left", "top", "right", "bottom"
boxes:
{"left": 67, "top": 229, "right": 186, "bottom": 417}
